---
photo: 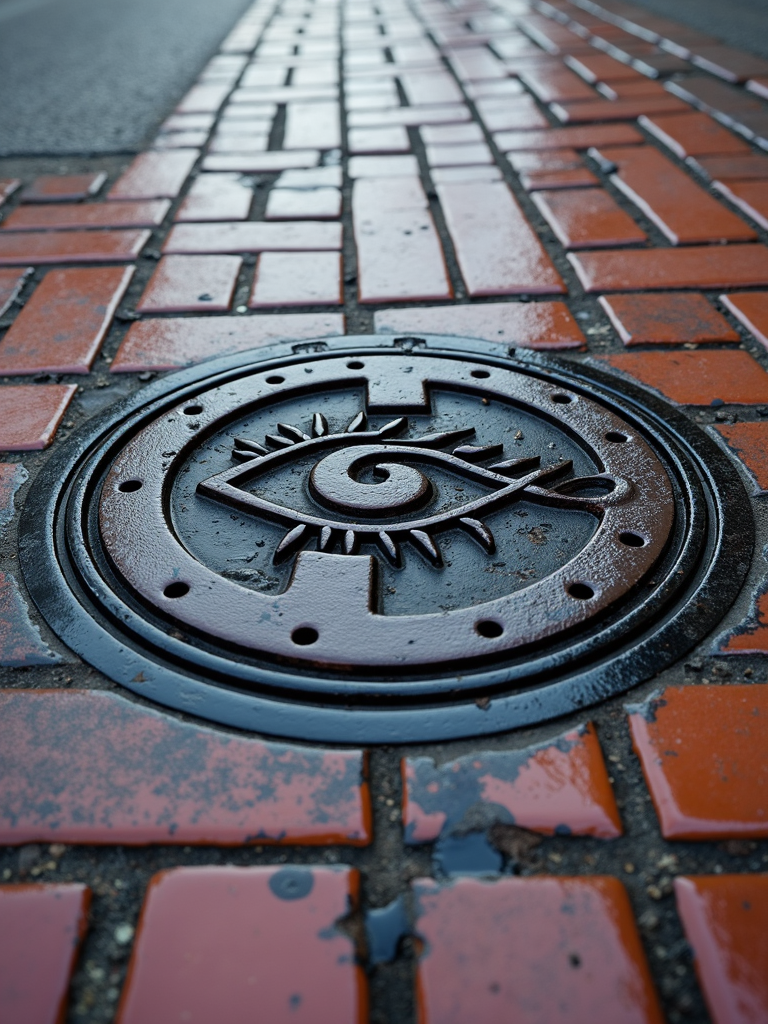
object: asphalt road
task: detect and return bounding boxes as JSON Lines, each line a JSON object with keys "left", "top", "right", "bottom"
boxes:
{"left": 616, "top": 0, "right": 768, "bottom": 60}
{"left": 0, "top": 0, "right": 253, "bottom": 156}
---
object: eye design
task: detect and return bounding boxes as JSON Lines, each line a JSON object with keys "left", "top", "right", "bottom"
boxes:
{"left": 197, "top": 411, "right": 632, "bottom": 567}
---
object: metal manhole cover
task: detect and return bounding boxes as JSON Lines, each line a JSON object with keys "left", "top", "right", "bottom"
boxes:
{"left": 21, "top": 336, "right": 752, "bottom": 742}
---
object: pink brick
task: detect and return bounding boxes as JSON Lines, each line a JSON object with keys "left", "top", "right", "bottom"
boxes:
{"left": 1, "top": 200, "right": 169, "bottom": 232}
{"left": 425, "top": 142, "right": 493, "bottom": 167}
{"left": 0, "top": 385, "right": 77, "bottom": 450}
{"left": 0, "top": 266, "right": 133, "bottom": 374}
{"left": 420, "top": 123, "right": 484, "bottom": 144}
{"left": 352, "top": 176, "right": 452, "bottom": 303}
{"left": 175, "top": 174, "right": 253, "bottom": 221}
{"left": 250, "top": 251, "right": 342, "bottom": 306}
{"left": 438, "top": 181, "right": 566, "bottom": 296}
{"left": 176, "top": 82, "right": 232, "bottom": 114}
{"left": 475, "top": 95, "right": 550, "bottom": 132}
{"left": 400, "top": 70, "right": 464, "bottom": 105}
{"left": 348, "top": 155, "right": 420, "bottom": 177}
{"left": 137, "top": 255, "right": 241, "bottom": 313}
{"left": 154, "top": 130, "right": 210, "bottom": 149}
{"left": 163, "top": 221, "right": 341, "bottom": 254}
{"left": 431, "top": 166, "right": 502, "bottom": 182}
{"left": 347, "top": 104, "right": 471, "bottom": 128}
{"left": 111, "top": 313, "right": 345, "bottom": 371}
{"left": 284, "top": 101, "right": 341, "bottom": 149}
{"left": 160, "top": 113, "right": 216, "bottom": 132}
{"left": 208, "top": 133, "right": 269, "bottom": 154}
{"left": 265, "top": 187, "right": 341, "bottom": 219}
{"left": 348, "top": 126, "right": 411, "bottom": 153}
{"left": 0, "top": 230, "right": 150, "bottom": 266}
{"left": 202, "top": 151, "right": 321, "bottom": 172}
{"left": 109, "top": 150, "right": 199, "bottom": 199}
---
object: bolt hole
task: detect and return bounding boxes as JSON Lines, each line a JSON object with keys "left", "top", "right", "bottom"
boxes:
{"left": 183, "top": 404, "right": 203, "bottom": 415}
{"left": 551, "top": 393, "right": 573, "bottom": 404}
{"left": 266, "top": 375, "right": 285, "bottom": 384}
{"left": 164, "top": 582, "right": 190, "bottom": 599}
{"left": 605, "top": 430, "right": 629, "bottom": 443}
{"left": 117, "top": 479, "right": 142, "bottom": 493}
{"left": 619, "top": 531, "right": 646, "bottom": 548}
{"left": 291, "top": 626, "right": 319, "bottom": 646}
{"left": 347, "top": 360, "right": 365, "bottom": 369}
{"left": 568, "top": 582, "right": 595, "bottom": 600}
{"left": 475, "top": 619, "right": 504, "bottom": 638}
{"left": 470, "top": 369, "right": 490, "bottom": 378}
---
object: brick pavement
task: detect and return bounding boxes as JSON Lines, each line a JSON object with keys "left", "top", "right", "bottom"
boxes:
{"left": 2, "top": 0, "right": 768, "bottom": 1020}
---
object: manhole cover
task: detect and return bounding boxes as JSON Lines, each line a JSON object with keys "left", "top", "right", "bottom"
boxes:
{"left": 21, "top": 336, "right": 752, "bottom": 741}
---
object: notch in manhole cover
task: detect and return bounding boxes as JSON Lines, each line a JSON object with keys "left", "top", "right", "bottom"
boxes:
{"left": 20, "top": 337, "right": 752, "bottom": 742}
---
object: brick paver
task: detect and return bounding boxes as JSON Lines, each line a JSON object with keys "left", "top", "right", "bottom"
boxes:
{"left": 0, "top": 267, "right": 31, "bottom": 317}
{"left": 137, "top": 255, "right": 241, "bottom": 313}
{"left": 0, "top": 229, "right": 150, "bottom": 266}
{"left": 603, "top": 351, "right": 768, "bottom": 405}
{"left": 20, "top": 172, "right": 106, "bottom": 202}
{"left": 0, "top": 384, "right": 77, "bottom": 449}
{"left": 599, "top": 293, "right": 740, "bottom": 346}
{"left": 1, "top": 200, "right": 170, "bottom": 232}
{"left": 531, "top": 187, "right": 646, "bottom": 248}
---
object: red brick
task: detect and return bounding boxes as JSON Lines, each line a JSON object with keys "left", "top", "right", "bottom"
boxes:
{"left": 497, "top": 123, "right": 644, "bottom": 151}
{"left": 518, "top": 16, "right": 593, "bottom": 56}
{"left": 597, "top": 80, "right": 670, "bottom": 101}
{"left": 716, "top": 422, "right": 768, "bottom": 491}
{"left": 353, "top": 177, "right": 451, "bottom": 303}
{"left": 110, "top": 313, "right": 344, "bottom": 371}
{"left": 109, "top": 149, "right": 199, "bottom": 199}
{"left": 523, "top": 166, "right": 600, "bottom": 189}
{"left": 675, "top": 875, "right": 768, "bottom": 1024}
{"left": 552, "top": 94, "right": 688, "bottom": 123}
{"left": 1, "top": 200, "right": 170, "bottom": 232}
{"left": 284, "top": 101, "right": 341, "bottom": 149}
{"left": 176, "top": 81, "right": 231, "bottom": 114}
{"left": 404, "top": 722, "right": 620, "bottom": 843}
{"left": 519, "top": 64, "right": 598, "bottom": 103}
{"left": 599, "top": 292, "right": 740, "bottom": 345}
{"left": 431, "top": 166, "right": 502, "bottom": 183}
{"left": 634, "top": 52, "right": 691, "bottom": 76}
{"left": 0, "top": 229, "right": 150, "bottom": 266}
{"left": 373, "top": 300, "right": 585, "bottom": 347}
{"left": 163, "top": 221, "right": 341, "bottom": 254}
{"left": 414, "top": 876, "right": 663, "bottom": 1024}
{"left": 137, "top": 255, "right": 241, "bottom": 313}
{"left": 691, "top": 154, "right": 768, "bottom": 183}
{"left": 0, "top": 179, "right": 21, "bottom": 207}
{"left": 117, "top": 867, "right": 365, "bottom": 1024}
{"left": 0, "top": 267, "right": 31, "bottom": 317}
{"left": 175, "top": 173, "right": 253, "bottom": 222}
{"left": 0, "top": 884, "right": 90, "bottom": 1024}
{"left": 691, "top": 44, "right": 768, "bottom": 83}
{"left": 532, "top": 187, "right": 646, "bottom": 249}
{"left": 475, "top": 95, "right": 550, "bottom": 132}
{"left": 0, "top": 266, "right": 134, "bottom": 374}
{"left": 720, "top": 290, "right": 768, "bottom": 350}
{"left": 596, "top": 145, "right": 756, "bottom": 245}
{"left": 508, "top": 148, "right": 582, "bottom": 172}
{"left": 347, "top": 104, "right": 471, "bottom": 128}
{"left": 639, "top": 110, "right": 751, "bottom": 159}
{"left": 0, "top": 689, "right": 369, "bottom": 844}
{"left": 0, "top": 384, "right": 77, "bottom": 449}
{"left": 250, "top": 251, "right": 341, "bottom": 306}
{"left": 0, "top": 572, "right": 60, "bottom": 666}
{"left": 603, "top": 350, "right": 768, "bottom": 404}
{"left": 566, "top": 52, "right": 647, "bottom": 84}
{"left": 569, "top": 245, "right": 768, "bottom": 292}
{"left": 348, "top": 126, "right": 410, "bottom": 153}
{"left": 265, "top": 187, "right": 341, "bottom": 219}
{"left": 20, "top": 172, "right": 106, "bottom": 203}
{"left": 438, "top": 181, "right": 566, "bottom": 296}
{"left": 629, "top": 686, "right": 768, "bottom": 839}
{"left": 714, "top": 179, "right": 768, "bottom": 231}
{"left": 425, "top": 142, "right": 493, "bottom": 167}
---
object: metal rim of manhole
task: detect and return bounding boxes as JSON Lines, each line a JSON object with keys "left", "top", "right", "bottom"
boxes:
{"left": 20, "top": 335, "right": 753, "bottom": 743}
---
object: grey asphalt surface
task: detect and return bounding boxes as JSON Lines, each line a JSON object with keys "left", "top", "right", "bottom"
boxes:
{"left": 0, "top": 0, "right": 253, "bottom": 156}
{"left": 618, "top": 0, "right": 768, "bottom": 61}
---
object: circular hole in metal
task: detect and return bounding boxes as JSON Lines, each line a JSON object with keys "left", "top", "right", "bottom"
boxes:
{"left": 164, "top": 581, "right": 190, "bottom": 599}
{"left": 619, "top": 531, "right": 647, "bottom": 548}
{"left": 117, "top": 480, "right": 142, "bottom": 493}
{"left": 605, "top": 430, "right": 629, "bottom": 443}
{"left": 551, "top": 393, "right": 573, "bottom": 404}
{"left": 347, "top": 360, "right": 365, "bottom": 370}
{"left": 183, "top": 404, "right": 203, "bottom": 416}
{"left": 266, "top": 375, "right": 285, "bottom": 385}
{"left": 470, "top": 369, "right": 490, "bottom": 379}
{"left": 475, "top": 619, "right": 504, "bottom": 638}
{"left": 568, "top": 582, "right": 595, "bottom": 600}
{"left": 292, "top": 626, "right": 319, "bottom": 646}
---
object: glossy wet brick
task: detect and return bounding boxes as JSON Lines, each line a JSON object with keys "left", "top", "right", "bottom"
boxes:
{"left": 714, "top": 180, "right": 768, "bottom": 231}
{"left": 604, "top": 350, "right": 768, "bottom": 404}
{"left": 0, "top": 267, "right": 134, "bottom": 374}
{"left": 569, "top": 245, "right": 768, "bottom": 291}
{"left": 250, "top": 251, "right": 342, "bottom": 306}
{"left": 108, "top": 150, "right": 199, "bottom": 199}
{"left": 531, "top": 187, "right": 646, "bottom": 249}
{"left": 552, "top": 94, "right": 688, "bottom": 124}
{"left": 1, "top": 200, "right": 169, "bottom": 232}
{"left": 674, "top": 875, "right": 768, "bottom": 1024}
{"left": 0, "top": 384, "right": 76, "bottom": 450}
{"left": 639, "top": 111, "right": 752, "bottom": 159}
{"left": 0, "top": 884, "right": 90, "bottom": 1024}
{"left": 497, "top": 123, "right": 644, "bottom": 152}
{"left": 716, "top": 422, "right": 768, "bottom": 491}
{"left": 0, "top": 229, "right": 150, "bottom": 266}
{"left": 628, "top": 686, "right": 768, "bottom": 838}
{"left": 0, "top": 689, "right": 370, "bottom": 844}
{"left": 720, "top": 291, "right": 768, "bottom": 349}
{"left": 265, "top": 187, "right": 342, "bottom": 219}
{"left": 175, "top": 173, "right": 254, "bottom": 221}
{"left": 599, "top": 292, "right": 740, "bottom": 345}
{"left": 20, "top": 172, "right": 106, "bottom": 202}
{"left": 137, "top": 255, "right": 241, "bottom": 313}
{"left": 163, "top": 220, "right": 342, "bottom": 254}
{"left": 202, "top": 150, "right": 321, "bottom": 172}
{"left": 413, "top": 875, "right": 663, "bottom": 1024}
{"left": 116, "top": 866, "right": 365, "bottom": 1024}
{"left": 403, "top": 723, "right": 621, "bottom": 843}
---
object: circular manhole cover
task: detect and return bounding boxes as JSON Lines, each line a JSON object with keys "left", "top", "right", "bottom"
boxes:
{"left": 21, "top": 336, "right": 752, "bottom": 741}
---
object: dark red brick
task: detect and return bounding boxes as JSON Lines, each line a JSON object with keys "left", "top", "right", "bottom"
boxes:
{"left": 569, "top": 245, "right": 768, "bottom": 292}
{"left": 414, "top": 875, "right": 663, "bottom": 1024}
{"left": 0, "top": 384, "right": 77, "bottom": 449}
{"left": 109, "top": 150, "right": 199, "bottom": 199}
{"left": 20, "top": 172, "right": 106, "bottom": 203}
{"left": 675, "top": 875, "right": 768, "bottom": 1024}
{"left": 603, "top": 350, "right": 768, "bottom": 404}
{"left": 628, "top": 686, "right": 768, "bottom": 839}
{"left": 532, "top": 187, "right": 646, "bottom": 248}
{"left": 438, "top": 181, "right": 566, "bottom": 295}
{"left": 110, "top": 313, "right": 345, "bottom": 371}
{"left": 0, "top": 267, "right": 134, "bottom": 374}
{"left": 1, "top": 200, "right": 169, "bottom": 232}
{"left": 714, "top": 179, "right": 768, "bottom": 231}
{"left": 566, "top": 52, "right": 646, "bottom": 83}
{"left": 691, "top": 44, "right": 768, "bottom": 83}
{"left": 0, "top": 267, "right": 31, "bottom": 317}
{"left": 720, "top": 290, "right": 768, "bottom": 349}
{"left": 0, "top": 230, "right": 150, "bottom": 266}
{"left": 691, "top": 154, "right": 768, "bottom": 183}
{"left": 639, "top": 110, "right": 751, "bottom": 159}
{"left": 0, "top": 884, "right": 90, "bottom": 1024}
{"left": 0, "top": 689, "right": 370, "bottom": 844}
{"left": 599, "top": 292, "right": 740, "bottom": 345}
{"left": 551, "top": 94, "right": 688, "bottom": 123}
{"left": 116, "top": 866, "right": 365, "bottom": 1023}
{"left": 521, "top": 166, "right": 599, "bottom": 190}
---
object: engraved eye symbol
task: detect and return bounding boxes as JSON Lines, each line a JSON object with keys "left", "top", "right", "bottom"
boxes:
{"left": 197, "top": 412, "right": 631, "bottom": 568}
